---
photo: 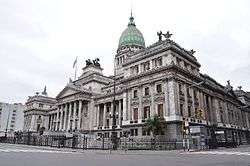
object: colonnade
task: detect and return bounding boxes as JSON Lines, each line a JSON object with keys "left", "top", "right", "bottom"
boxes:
{"left": 49, "top": 100, "right": 88, "bottom": 132}
{"left": 96, "top": 100, "right": 123, "bottom": 129}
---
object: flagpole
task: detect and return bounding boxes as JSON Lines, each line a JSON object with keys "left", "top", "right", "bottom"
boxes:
{"left": 73, "top": 56, "right": 78, "bottom": 81}
{"left": 74, "top": 59, "right": 77, "bottom": 81}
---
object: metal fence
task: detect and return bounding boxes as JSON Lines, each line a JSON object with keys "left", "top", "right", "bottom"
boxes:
{"left": 0, "top": 132, "right": 181, "bottom": 151}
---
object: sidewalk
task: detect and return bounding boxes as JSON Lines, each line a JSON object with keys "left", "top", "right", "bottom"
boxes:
{"left": 1, "top": 143, "right": 249, "bottom": 155}
{"left": 0, "top": 143, "right": 184, "bottom": 155}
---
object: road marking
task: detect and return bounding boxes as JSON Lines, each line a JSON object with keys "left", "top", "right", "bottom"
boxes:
{"left": 0, "top": 148, "right": 78, "bottom": 154}
{"left": 185, "top": 151, "right": 250, "bottom": 156}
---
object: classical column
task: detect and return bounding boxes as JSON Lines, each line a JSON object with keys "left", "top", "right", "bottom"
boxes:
{"left": 51, "top": 114, "right": 54, "bottom": 131}
{"left": 72, "top": 101, "right": 76, "bottom": 130}
{"left": 118, "top": 100, "right": 121, "bottom": 126}
{"left": 67, "top": 102, "right": 72, "bottom": 131}
{"left": 93, "top": 105, "right": 98, "bottom": 127}
{"left": 95, "top": 105, "right": 99, "bottom": 127}
{"left": 55, "top": 108, "right": 59, "bottom": 131}
{"left": 51, "top": 114, "right": 53, "bottom": 131}
{"left": 111, "top": 102, "right": 114, "bottom": 127}
{"left": 59, "top": 105, "right": 63, "bottom": 130}
{"left": 103, "top": 103, "right": 107, "bottom": 127}
{"left": 63, "top": 103, "right": 68, "bottom": 131}
{"left": 53, "top": 114, "right": 56, "bottom": 131}
{"left": 78, "top": 100, "right": 82, "bottom": 130}
{"left": 127, "top": 90, "right": 131, "bottom": 121}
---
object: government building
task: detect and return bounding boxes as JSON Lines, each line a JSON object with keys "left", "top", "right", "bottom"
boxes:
{"left": 23, "top": 13, "right": 250, "bottom": 146}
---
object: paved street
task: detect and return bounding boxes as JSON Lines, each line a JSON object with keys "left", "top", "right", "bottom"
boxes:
{"left": 0, "top": 143, "right": 250, "bottom": 166}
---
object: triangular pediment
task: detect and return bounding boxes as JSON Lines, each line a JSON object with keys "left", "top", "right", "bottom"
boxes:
{"left": 56, "top": 86, "right": 80, "bottom": 99}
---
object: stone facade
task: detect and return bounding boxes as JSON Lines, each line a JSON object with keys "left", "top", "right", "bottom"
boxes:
{"left": 23, "top": 14, "right": 250, "bottom": 144}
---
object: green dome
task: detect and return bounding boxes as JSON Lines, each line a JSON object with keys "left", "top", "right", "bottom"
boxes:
{"left": 118, "top": 15, "right": 145, "bottom": 49}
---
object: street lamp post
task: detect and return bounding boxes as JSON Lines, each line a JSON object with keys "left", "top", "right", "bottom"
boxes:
{"left": 111, "top": 69, "right": 117, "bottom": 150}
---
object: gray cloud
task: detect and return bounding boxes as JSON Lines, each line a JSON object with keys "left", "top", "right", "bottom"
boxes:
{"left": 0, "top": 0, "right": 250, "bottom": 104}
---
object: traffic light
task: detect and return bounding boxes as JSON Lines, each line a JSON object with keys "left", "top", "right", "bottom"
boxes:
{"left": 199, "top": 109, "right": 205, "bottom": 120}
{"left": 181, "top": 121, "right": 187, "bottom": 135}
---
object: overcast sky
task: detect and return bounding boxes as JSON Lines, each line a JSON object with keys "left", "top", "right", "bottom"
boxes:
{"left": 0, "top": 0, "right": 249, "bottom": 104}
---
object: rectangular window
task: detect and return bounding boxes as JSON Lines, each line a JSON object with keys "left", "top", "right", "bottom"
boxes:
{"left": 188, "top": 106, "right": 192, "bottom": 117}
{"left": 133, "top": 90, "right": 138, "bottom": 98}
{"left": 153, "top": 57, "right": 162, "bottom": 67}
{"left": 142, "top": 61, "right": 150, "bottom": 71}
{"left": 130, "top": 129, "right": 138, "bottom": 136}
{"left": 144, "top": 87, "right": 150, "bottom": 96}
{"left": 156, "top": 84, "right": 162, "bottom": 93}
{"left": 132, "top": 65, "right": 139, "bottom": 74}
{"left": 133, "top": 108, "right": 138, "bottom": 120}
{"left": 180, "top": 104, "right": 184, "bottom": 116}
{"left": 130, "top": 129, "right": 134, "bottom": 136}
{"left": 142, "top": 128, "right": 150, "bottom": 136}
{"left": 106, "top": 119, "right": 109, "bottom": 127}
{"left": 157, "top": 104, "right": 164, "bottom": 118}
{"left": 143, "top": 106, "right": 150, "bottom": 119}
{"left": 134, "top": 129, "right": 138, "bottom": 136}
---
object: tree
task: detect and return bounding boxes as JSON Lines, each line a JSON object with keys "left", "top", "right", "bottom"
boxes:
{"left": 145, "top": 115, "right": 166, "bottom": 150}
{"left": 145, "top": 114, "right": 165, "bottom": 139}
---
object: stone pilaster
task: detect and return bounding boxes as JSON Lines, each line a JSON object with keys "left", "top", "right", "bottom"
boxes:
{"left": 164, "top": 80, "right": 170, "bottom": 116}
{"left": 150, "top": 83, "right": 155, "bottom": 117}
{"left": 191, "top": 88, "right": 195, "bottom": 117}
{"left": 183, "top": 84, "right": 188, "bottom": 117}
{"left": 123, "top": 91, "right": 128, "bottom": 122}
{"left": 168, "top": 79, "right": 177, "bottom": 116}
{"left": 138, "top": 86, "right": 143, "bottom": 120}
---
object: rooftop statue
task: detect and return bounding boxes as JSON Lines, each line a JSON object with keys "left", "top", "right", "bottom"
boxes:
{"left": 85, "top": 59, "right": 93, "bottom": 66}
{"left": 157, "top": 31, "right": 163, "bottom": 41}
{"left": 93, "top": 58, "right": 100, "bottom": 67}
{"left": 163, "top": 31, "right": 172, "bottom": 39}
{"left": 85, "top": 58, "right": 101, "bottom": 67}
{"left": 189, "top": 49, "right": 196, "bottom": 55}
